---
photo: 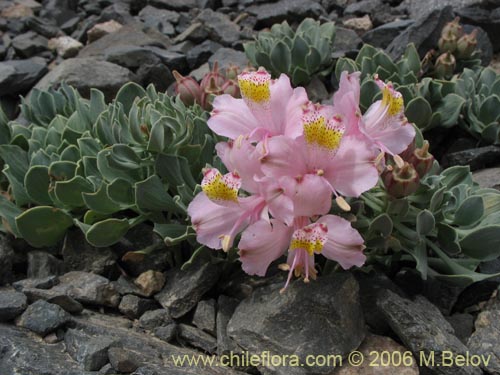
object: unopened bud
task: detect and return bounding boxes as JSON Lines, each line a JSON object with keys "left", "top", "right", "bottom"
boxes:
{"left": 173, "top": 70, "right": 202, "bottom": 106}
{"left": 438, "top": 30, "right": 457, "bottom": 53}
{"left": 434, "top": 52, "right": 456, "bottom": 79}
{"left": 409, "top": 140, "right": 434, "bottom": 177}
{"left": 225, "top": 64, "right": 240, "bottom": 80}
{"left": 442, "top": 17, "right": 462, "bottom": 39}
{"left": 456, "top": 29, "right": 478, "bottom": 59}
{"left": 221, "top": 79, "right": 241, "bottom": 98}
{"left": 383, "top": 162, "right": 420, "bottom": 198}
{"left": 399, "top": 139, "right": 416, "bottom": 161}
{"left": 200, "top": 61, "right": 225, "bottom": 91}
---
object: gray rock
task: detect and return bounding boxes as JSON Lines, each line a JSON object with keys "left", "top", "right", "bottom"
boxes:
{"left": 196, "top": 9, "right": 240, "bottom": 46}
{"left": 27, "top": 250, "right": 65, "bottom": 278}
{"left": 462, "top": 23, "right": 493, "bottom": 65}
{"left": 467, "top": 309, "right": 500, "bottom": 373}
{"left": 154, "top": 323, "right": 177, "bottom": 342}
{"left": 0, "top": 324, "right": 95, "bottom": 375}
{"left": 149, "top": 0, "right": 199, "bottom": 11}
{"left": 472, "top": 167, "right": 500, "bottom": 190}
{"left": 227, "top": 273, "right": 366, "bottom": 375}
{"left": 173, "top": 21, "right": 209, "bottom": 44}
{"left": 186, "top": 39, "right": 223, "bottom": 69}
{"left": 0, "top": 57, "right": 47, "bottom": 96}
{"left": 362, "top": 19, "right": 415, "bottom": 49}
{"left": 402, "top": 0, "right": 485, "bottom": 20}
{"left": 216, "top": 295, "right": 239, "bottom": 356}
{"left": 344, "top": 0, "right": 381, "bottom": 15}
{"left": 17, "top": 300, "right": 70, "bottom": 336}
{"left": 60, "top": 16, "right": 81, "bottom": 34}
{"left": 12, "top": 30, "right": 48, "bottom": 58}
{"left": 456, "top": 6, "right": 500, "bottom": 53}
{"left": 155, "top": 260, "right": 221, "bottom": 318}
{"left": 0, "top": 290, "right": 27, "bottom": 321}
{"left": 105, "top": 45, "right": 162, "bottom": 68}
{"left": 208, "top": 47, "right": 248, "bottom": 71}
{"left": 446, "top": 313, "right": 474, "bottom": 344}
{"left": 25, "top": 16, "right": 60, "bottom": 38}
{"left": 32, "top": 57, "right": 133, "bottom": 101}
{"left": 65, "top": 328, "right": 118, "bottom": 371}
{"left": 0, "top": 234, "right": 14, "bottom": 284}
{"left": 445, "top": 145, "right": 500, "bottom": 171}
{"left": 119, "top": 294, "right": 158, "bottom": 319}
{"left": 386, "top": 6, "right": 454, "bottom": 59}
{"left": 178, "top": 323, "right": 217, "bottom": 353}
{"left": 247, "top": 0, "right": 325, "bottom": 27}
{"left": 113, "top": 275, "right": 149, "bottom": 297}
{"left": 22, "top": 286, "right": 84, "bottom": 314}
{"left": 138, "top": 5, "right": 178, "bottom": 36}
{"left": 192, "top": 299, "right": 216, "bottom": 335}
{"left": 377, "top": 290, "right": 481, "bottom": 375}
{"left": 333, "top": 26, "right": 362, "bottom": 58}
{"left": 108, "top": 347, "right": 142, "bottom": 373}
{"left": 139, "top": 308, "right": 173, "bottom": 330}
{"left": 98, "top": 363, "right": 115, "bottom": 375}
{"left": 62, "top": 230, "right": 117, "bottom": 278}
{"left": 13, "top": 276, "right": 59, "bottom": 290}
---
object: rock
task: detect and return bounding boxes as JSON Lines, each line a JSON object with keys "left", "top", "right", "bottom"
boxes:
{"left": 16, "top": 0, "right": 42, "bottom": 12}
{"left": 387, "top": 6, "right": 454, "bottom": 60}
{"left": 25, "top": 16, "right": 60, "bottom": 38}
{"left": 48, "top": 36, "right": 83, "bottom": 58}
{"left": 60, "top": 16, "right": 81, "bottom": 34}
{"left": 446, "top": 313, "right": 474, "bottom": 344}
{"left": 27, "top": 250, "right": 65, "bottom": 278}
{"left": 149, "top": 0, "right": 199, "bottom": 11}
{"left": 62, "top": 230, "right": 117, "bottom": 278}
{"left": 377, "top": 290, "right": 481, "bottom": 375}
{"left": 402, "top": 0, "right": 484, "bottom": 19}
{"left": 208, "top": 47, "right": 248, "bottom": 71}
{"left": 113, "top": 275, "right": 149, "bottom": 297}
{"left": 192, "top": 299, "right": 216, "bottom": 335}
{"left": 32, "top": 57, "right": 133, "bottom": 101}
{"left": 473, "top": 167, "right": 500, "bottom": 189}
{"left": 0, "top": 234, "right": 14, "bottom": 284}
{"left": 456, "top": 6, "right": 500, "bottom": 53}
{"left": 227, "top": 273, "right": 366, "bottom": 375}
{"left": 135, "top": 270, "right": 166, "bottom": 297}
{"left": 65, "top": 328, "right": 118, "bottom": 371}
{"left": 98, "top": 363, "right": 114, "bottom": 375}
{"left": 216, "top": 295, "right": 239, "bottom": 356}
{"left": 343, "top": 15, "right": 373, "bottom": 32}
{"left": 154, "top": 323, "right": 177, "bottom": 342}
{"left": 139, "top": 308, "right": 173, "bottom": 330}
{"left": 105, "top": 45, "right": 163, "bottom": 68}
{"left": 108, "top": 347, "right": 142, "bottom": 373}
{"left": 186, "top": 39, "right": 223, "bottom": 69}
{"left": 362, "top": 20, "right": 415, "bottom": 49}
{"left": 467, "top": 308, "right": 500, "bottom": 373}
{"left": 0, "top": 324, "right": 95, "bottom": 375}
{"left": 13, "top": 276, "right": 59, "bottom": 290}
{"left": 79, "top": 23, "right": 170, "bottom": 59}
{"left": 119, "top": 294, "right": 158, "bottom": 319}
{"left": 173, "top": 22, "right": 209, "bottom": 44}
{"left": 247, "top": 0, "right": 325, "bottom": 27}
{"left": 333, "top": 26, "right": 362, "bottom": 57}
{"left": 87, "top": 20, "right": 123, "bottom": 43}
{"left": 1, "top": 53, "right": 46, "bottom": 89}
{"left": 138, "top": 5, "right": 177, "bottom": 36}
{"left": 12, "top": 30, "right": 48, "bottom": 58}
{"left": 196, "top": 9, "right": 240, "bottom": 46}
{"left": 444, "top": 145, "right": 500, "bottom": 171}
{"left": 40, "top": 0, "right": 78, "bottom": 26}
{"left": 21, "top": 287, "right": 84, "bottom": 314}
{"left": 333, "top": 334, "right": 419, "bottom": 375}
{"left": 344, "top": 0, "right": 381, "bottom": 15}
{"left": 155, "top": 260, "right": 221, "bottom": 318}
{"left": 1, "top": 3, "right": 34, "bottom": 18}
{"left": 178, "top": 323, "right": 217, "bottom": 353}
{"left": 306, "top": 76, "right": 330, "bottom": 103}
{"left": 17, "top": 300, "right": 70, "bottom": 336}
{"left": 0, "top": 290, "right": 27, "bottom": 321}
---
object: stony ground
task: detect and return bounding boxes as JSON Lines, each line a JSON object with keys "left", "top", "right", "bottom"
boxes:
{"left": 0, "top": 0, "right": 500, "bottom": 374}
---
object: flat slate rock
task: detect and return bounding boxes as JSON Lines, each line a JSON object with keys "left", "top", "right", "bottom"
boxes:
{"left": 65, "top": 328, "right": 118, "bottom": 371}
{"left": 467, "top": 309, "right": 500, "bottom": 373}
{"left": 16, "top": 299, "right": 70, "bottom": 336}
{"left": 0, "top": 290, "right": 28, "bottom": 321}
{"left": 227, "top": 272, "right": 366, "bottom": 375}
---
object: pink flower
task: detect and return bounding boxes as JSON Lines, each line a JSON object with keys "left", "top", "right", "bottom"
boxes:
{"left": 207, "top": 68, "right": 309, "bottom": 141}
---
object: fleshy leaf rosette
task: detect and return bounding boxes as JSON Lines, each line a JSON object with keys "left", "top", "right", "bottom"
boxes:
{"left": 188, "top": 68, "right": 415, "bottom": 289}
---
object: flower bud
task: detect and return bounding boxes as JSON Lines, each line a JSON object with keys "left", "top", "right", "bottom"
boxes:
{"left": 200, "top": 61, "right": 225, "bottom": 91}
{"left": 456, "top": 29, "right": 478, "bottom": 59}
{"left": 409, "top": 140, "right": 434, "bottom": 177}
{"left": 434, "top": 52, "right": 456, "bottom": 79}
{"left": 221, "top": 79, "right": 241, "bottom": 98}
{"left": 399, "top": 139, "right": 416, "bottom": 162}
{"left": 438, "top": 30, "right": 457, "bottom": 53}
{"left": 225, "top": 64, "right": 240, "bottom": 81}
{"left": 442, "top": 17, "right": 462, "bottom": 39}
{"left": 201, "top": 76, "right": 224, "bottom": 110}
{"left": 173, "top": 70, "right": 202, "bottom": 106}
{"left": 383, "top": 162, "right": 420, "bottom": 198}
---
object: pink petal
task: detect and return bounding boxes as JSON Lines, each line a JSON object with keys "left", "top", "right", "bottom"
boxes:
{"left": 259, "top": 135, "right": 307, "bottom": 178}
{"left": 280, "top": 174, "right": 332, "bottom": 217}
{"left": 324, "top": 135, "right": 379, "bottom": 197}
{"left": 188, "top": 193, "right": 249, "bottom": 250}
{"left": 257, "top": 177, "right": 294, "bottom": 225}
{"left": 317, "top": 215, "right": 366, "bottom": 269}
{"left": 238, "top": 219, "right": 293, "bottom": 276}
{"left": 333, "top": 71, "right": 361, "bottom": 135}
{"left": 208, "top": 94, "right": 259, "bottom": 140}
